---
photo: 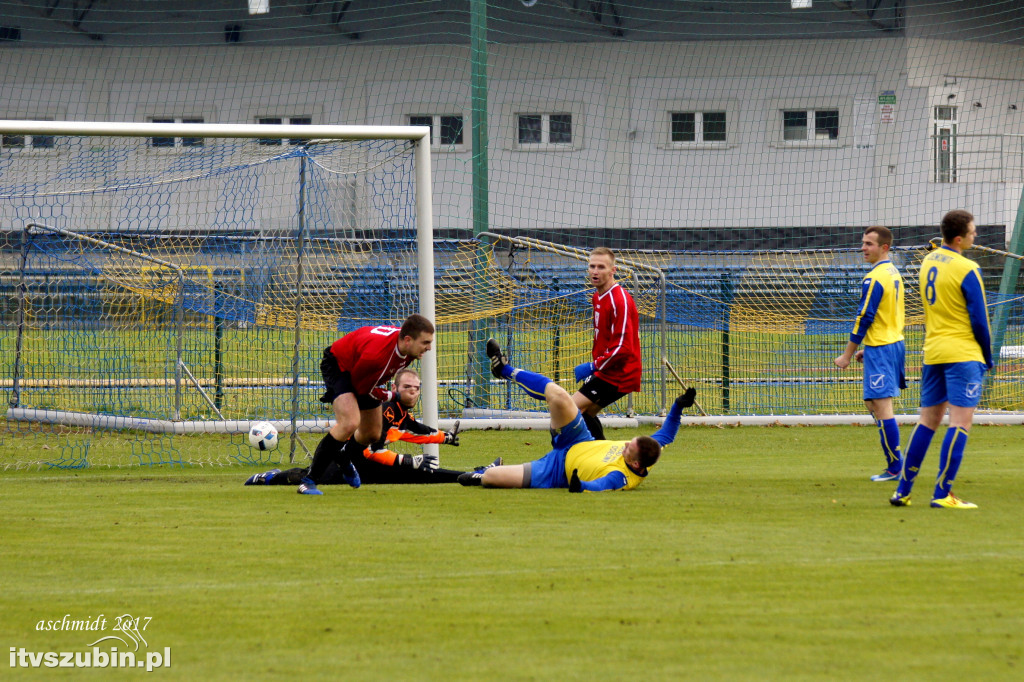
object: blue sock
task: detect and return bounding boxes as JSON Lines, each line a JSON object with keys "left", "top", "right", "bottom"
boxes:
{"left": 879, "top": 418, "right": 902, "bottom": 473}
{"left": 507, "top": 367, "right": 550, "bottom": 401}
{"left": 934, "top": 427, "right": 969, "bottom": 500}
{"left": 896, "top": 423, "right": 934, "bottom": 497}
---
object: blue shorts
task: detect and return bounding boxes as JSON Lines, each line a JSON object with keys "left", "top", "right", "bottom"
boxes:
{"left": 920, "top": 361, "right": 987, "bottom": 408}
{"left": 525, "top": 412, "right": 594, "bottom": 489}
{"left": 862, "top": 341, "right": 907, "bottom": 400}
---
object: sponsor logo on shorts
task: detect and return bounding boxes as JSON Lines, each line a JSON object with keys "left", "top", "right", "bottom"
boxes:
{"left": 966, "top": 383, "right": 981, "bottom": 398}
{"left": 870, "top": 374, "right": 886, "bottom": 389}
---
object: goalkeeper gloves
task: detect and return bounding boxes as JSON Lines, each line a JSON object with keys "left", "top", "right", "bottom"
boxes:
{"left": 675, "top": 387, "right": 697, "bottom": 409}
{"left": 396, "top": 453, "right": 439, "bottom": 470}
{"left": 568, "top": 468, "right": 583, "bottom": 493}
{"left": 369, "top": 386, "right": 395, "bottom": 403}
{"left": 573, "top": 362, "right": 595, "bottom": 383}
{"left": 443, "top": 419, "right": 461, "bottom": 446}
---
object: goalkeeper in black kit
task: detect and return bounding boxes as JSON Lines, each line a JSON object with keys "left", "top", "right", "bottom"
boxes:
{"left": 244, "top": 368, "right": 500, "bottom": 486}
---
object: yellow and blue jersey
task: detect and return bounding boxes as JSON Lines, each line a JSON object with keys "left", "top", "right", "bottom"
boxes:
{"left": 850, "top": 260, "right": 904, "bottom": 347}
{"left": 537, "top": 397, "right": 682, "bottom": 492}
{"left": 919, "top": 245, "right": 993, "bottom": 368}
{"left": 564, "top": 440, "right": 647, "bottom": 491}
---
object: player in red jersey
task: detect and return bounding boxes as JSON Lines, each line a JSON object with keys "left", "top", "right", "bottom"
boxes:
{"left": 572, "top": 247, "right": 642, "bottom": 439}
{"left": 299, "top": 313, "right": 435, "bottom": 495}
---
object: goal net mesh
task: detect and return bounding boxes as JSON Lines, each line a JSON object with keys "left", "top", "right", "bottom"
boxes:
{"left": 2, "top": 133, "right": 423, "bottom": 468}
{"left": 450, "top": 238, "right": 1024, "bottom": 419}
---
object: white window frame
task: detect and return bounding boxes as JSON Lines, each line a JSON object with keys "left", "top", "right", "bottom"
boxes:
{"left": 394, "top": 102, "right": 469, "bottom": 154}
{"left": 0, "top": 116, "right": 59, "bottom": 153}
{"left": 516, "top": 112, "right": 572, "bottom": 149}
{"left": 769, "top": 98, "right": 851, "bottom": 148}
{"left": 147, "top": 116, "right": 207, "bottom": 150}
{"left": 254, "top": 115, "right": 314, "bottom": 146}
{"left": 407, "top": 113, "right": 468, "bottom": 152}
{"left": 657, "top": 99, "right": 738, "bottom": 150}
{"left": 505, "top": 102, "right": 583, "bottom": 152}
{"left": 782, "top": 109, "right": 840, "bottom": 142}
{"left": 932, "top": 104, "right": 958, "bottom": 183}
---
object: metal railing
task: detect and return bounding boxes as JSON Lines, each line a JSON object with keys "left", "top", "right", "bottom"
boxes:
{"left": 929, "top": 133, "right": 1024, "bottom": 183}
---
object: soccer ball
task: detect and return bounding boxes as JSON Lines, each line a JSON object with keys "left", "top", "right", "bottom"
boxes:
{"left": 248, "top": 421, "right": 279, "bottom": 451}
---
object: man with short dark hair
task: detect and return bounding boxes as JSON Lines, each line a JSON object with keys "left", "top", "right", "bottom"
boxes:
{"left": 834, "top": 225, "right": 906, "bottom": 481}
{"left": 572, "top": 247, "right": 642, "bottom": 440}
{"left": 300, "top": 314, "right": 435, "bottom": 495}
{"left": 459, "top": 339, "right": 693, "bottom": 492}
{"left": 890, "top": 210, "right": 992, "bottom": 509}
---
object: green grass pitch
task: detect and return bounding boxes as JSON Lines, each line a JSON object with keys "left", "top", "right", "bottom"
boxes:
{"left": 2, "top": 424, "right": 1022, "bottom": 680}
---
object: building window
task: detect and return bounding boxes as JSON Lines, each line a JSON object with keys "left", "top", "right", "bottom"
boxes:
{"left": 549, "top": 114, "right": 572, "bottom": 143}
{"left": 149, "top": 117, "right": 204, "bottom": 148}
{"left": 782, "top": 109, "right": 839, "bottom": 141}
{"left": 409, "top": 114, "right": 464, "bottom": 147}
{"left": 1, "top": 132, "right": 55, "bottom": 150}
{"left": 257, "top": 116, "right": 312, "bottom": 146}
{"left": 517, "top": 112, "right": 572, "bottom": 146}
{"left": 1, "top": 117, "right": 56, "bottom": 151}
{"left": 670, "top": 111, "right": 727, "bottom": 143}
{"left": 933, "top": 105, "right": 957, "bottom": 183}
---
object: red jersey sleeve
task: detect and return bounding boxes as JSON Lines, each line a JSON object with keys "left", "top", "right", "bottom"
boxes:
{"left": 591, "top": 284, "right": 642, "bottom": 393}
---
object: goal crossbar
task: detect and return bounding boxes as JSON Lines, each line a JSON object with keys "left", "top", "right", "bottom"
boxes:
{"left": 0, "top": 120, "right": 430, "bottom": 142}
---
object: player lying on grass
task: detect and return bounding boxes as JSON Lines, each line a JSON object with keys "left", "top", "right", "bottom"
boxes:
{"left": 245, "top": 368, "right": 500, "bottom": 487}
{"left": 457, "top": 339, "right": 694, "bottom": 492}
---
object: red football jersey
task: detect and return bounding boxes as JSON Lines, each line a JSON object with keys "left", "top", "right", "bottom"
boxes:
{"left": 591, "top": 283, "right": 642, "bottom": 392}
{"left": 329, "top": 325, "right": 414, "bottom": 395}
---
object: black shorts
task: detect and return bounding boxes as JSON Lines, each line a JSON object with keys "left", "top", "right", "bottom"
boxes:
{"left": 319, "top": 348, "right": 381, "bottom": 411}
{"left": 576, "top": 375, "right": 628, "bottom": 408}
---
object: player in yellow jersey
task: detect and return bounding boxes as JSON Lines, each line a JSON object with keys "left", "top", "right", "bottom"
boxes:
{"left": 890, "top": 210, "right": 993, "bottom": 510}
{"left": 457, "top": 339, "right": 695, "bottom": 492}
{"left": 834, "top": 226, "right": 906, "bottom": 481}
